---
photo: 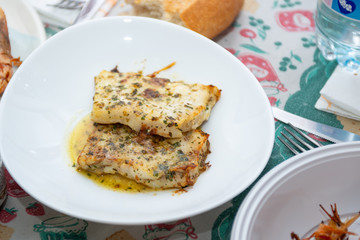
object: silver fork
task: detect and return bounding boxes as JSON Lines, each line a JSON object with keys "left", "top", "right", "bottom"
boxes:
{"left": 278, "top": 123, "right": 323, "bottom": 155}
{"left": 47, "top": 0, "right": 85, "bottom": 9}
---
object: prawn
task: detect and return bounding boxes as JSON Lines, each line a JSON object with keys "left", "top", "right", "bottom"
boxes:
{"left": 0, "top": 8, "right": 21, "bottom": 95}
{"left": 291, "top": 204, "right": 360, "bottom": 240}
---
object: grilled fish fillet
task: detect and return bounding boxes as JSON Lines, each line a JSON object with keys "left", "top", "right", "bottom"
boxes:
{"left": 77, "top": 123, "right": 210, "bottom": 189}
{"left": 91, "top": 70, "right": 221, "bottom": 138}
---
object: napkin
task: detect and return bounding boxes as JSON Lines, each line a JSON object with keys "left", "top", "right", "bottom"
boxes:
{"left": 315, "top": 66, "right": 360, "bottom": 121}
{"left": 26, "top": 0, "right": 106, "bottom": 28}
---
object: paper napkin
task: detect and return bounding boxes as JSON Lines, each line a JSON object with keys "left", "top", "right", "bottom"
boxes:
{"left": 26, "top": 0, "right": 106, "bottom": 28}
{"left": 315, "top": 66, "right": 360, "bottom": 121}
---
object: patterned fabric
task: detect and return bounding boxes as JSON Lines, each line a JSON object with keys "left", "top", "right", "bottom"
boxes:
{"left": 4, "top": 0, "right": 359, "bottom": 239}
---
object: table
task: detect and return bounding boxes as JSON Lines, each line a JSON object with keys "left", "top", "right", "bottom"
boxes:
{"left": 2, "top": 0, "right": 360, "bottom": 239}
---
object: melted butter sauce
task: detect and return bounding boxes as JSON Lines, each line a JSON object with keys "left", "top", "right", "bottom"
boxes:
{"left": 68, "top": 114, "right": 155, "bottom": 193}
{"left": 68, "top": 63, "right": 179, "bottom": 194}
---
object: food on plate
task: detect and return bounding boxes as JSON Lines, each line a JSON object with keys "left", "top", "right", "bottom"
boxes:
{"left": 0, "top": 8, "right": 21, "bottom": 95}
{"left": 291, "top": 204, "right": 360, "bottom": 240}
{"left": 73, "top": 65, "right": 219, "bottom": 190}
{"left": 91, "top": 69, "right": 221, "bottom": 138}
{"left": 125, "top": 0, "right": 244, "bottom": 39}
{"left": 69, "top": 115, "right": 155, "bottom": 193}
{"left": 77, "top": 122, "right": 210, "bottom": 189}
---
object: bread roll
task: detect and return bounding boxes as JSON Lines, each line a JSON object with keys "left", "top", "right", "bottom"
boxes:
{"left": 125, "top": 0, "right": 244, "bottom": 38}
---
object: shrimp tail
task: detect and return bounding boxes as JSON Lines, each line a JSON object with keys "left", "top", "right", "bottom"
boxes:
{"left": 0, "top": 8, "right": 21, "bottom": 95}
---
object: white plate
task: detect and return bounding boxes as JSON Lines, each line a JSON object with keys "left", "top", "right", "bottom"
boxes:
{"left": 0, "top": 16, "right": 274, "bottom": 225}
{"left": 231, "top": 141, "right": 360, "bottom": 240}
{"left": 0, "top": 0, "right": 46, "bottom": 59}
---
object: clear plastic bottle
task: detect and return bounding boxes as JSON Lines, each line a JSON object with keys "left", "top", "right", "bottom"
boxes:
{"left": 315, "top": 0, "right": 360, "bottom": 72}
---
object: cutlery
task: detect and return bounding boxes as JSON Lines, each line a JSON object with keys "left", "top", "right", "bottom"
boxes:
{"left": 73, "top": 0, "right": 104, "bottom": 24}
{"left": 272, "top": 107, "right": 360, "bottom": 143}
{"left": 278, "top": 123, "right": 322, "bottom": 155}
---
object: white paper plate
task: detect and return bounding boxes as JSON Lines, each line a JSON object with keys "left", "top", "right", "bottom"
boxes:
{"left": 0, "top": 0, "right": 46, "bottom": 59}
{"left": 0, "top": 16, "right": 274, "bottom": 225}
{"left": 231, "top": 141, "right": 360, "bottom": 240}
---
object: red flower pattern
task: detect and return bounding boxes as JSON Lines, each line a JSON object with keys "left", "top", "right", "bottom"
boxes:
{"left": 239, "top": 29, "right": 257, "bottom": 39}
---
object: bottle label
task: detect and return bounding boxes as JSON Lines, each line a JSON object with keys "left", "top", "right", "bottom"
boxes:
{"left": 323, "top": 0, "right": 360, "bottom": 20}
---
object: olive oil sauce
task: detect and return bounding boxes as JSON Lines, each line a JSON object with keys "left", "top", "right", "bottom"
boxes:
{"left": 68, "top": 114, "right": 153, "bottom": 193}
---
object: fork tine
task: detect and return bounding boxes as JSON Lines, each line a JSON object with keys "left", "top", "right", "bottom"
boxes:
{"left": 284, "top": 127, "right": 314, "bottom": 150}
{"left": 280, "top": 131, "right": 307, "bottom": 152}
{"left": 288, "top": 123, "right": 322, "bottom": 147}
{"left": 278, "top": 123, "right": 323, "bottom": 155}
{"left": 277, "top": 135, "right": 300, "bottom": 155}
{"left": 48, "top": 0, "right": 85, "bottom": 9}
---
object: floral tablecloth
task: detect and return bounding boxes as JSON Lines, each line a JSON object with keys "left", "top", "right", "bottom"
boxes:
{"left": 2, "top": 0, "right": 360, "bottom": 239}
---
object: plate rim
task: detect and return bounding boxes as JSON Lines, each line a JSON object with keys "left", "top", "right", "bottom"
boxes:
{"left": 19, "top": 0, "right": 47, "bottom": 42}
{"left": 230, "top": 141, "right": 360, "bottom": 240}
{"left": 0, "top": 16, "right": 275, "bottom": 225}
{"left": 1, "top": 0, "right": 47, "bottom": 43}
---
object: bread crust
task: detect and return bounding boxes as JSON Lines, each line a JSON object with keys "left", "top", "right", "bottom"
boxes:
{"left": 127, "top": 0, "right": 244, "bottom": 39}
{"left": 179, "top": 0, "right": 244, "bottom": 39}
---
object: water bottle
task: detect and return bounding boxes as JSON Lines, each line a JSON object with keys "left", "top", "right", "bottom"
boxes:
{"left": 315, "top": 0, "right": 360, "bottom": 72}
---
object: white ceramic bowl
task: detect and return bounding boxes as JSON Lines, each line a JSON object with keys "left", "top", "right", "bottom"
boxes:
{"left": 231, "top": 141, "right": 360, "bottom": 240}
{"left": 0, "top": 16, "right": 274, "bottom": 224}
